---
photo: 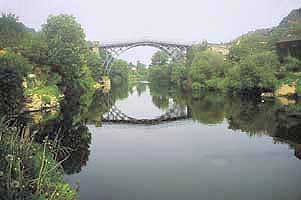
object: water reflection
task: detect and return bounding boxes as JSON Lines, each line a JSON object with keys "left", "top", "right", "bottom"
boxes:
{"left": 153, "top": 84, "right": 301, "bottom": 151}
{"left": 71, "top": 81, "right": 301, "bottom": 163}
{"left": 65, "top": 83, "right": 301, "bottom": 200}
{"left": 1, "top": 80, "right": 301, "bottom": 199}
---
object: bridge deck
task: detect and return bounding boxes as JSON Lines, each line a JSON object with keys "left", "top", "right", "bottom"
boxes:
{"left": 100, "top": 40, "right": 192, "bottom": 48}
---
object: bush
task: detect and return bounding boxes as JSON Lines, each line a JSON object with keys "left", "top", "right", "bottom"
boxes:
{"left": 0, "top": 13, "right": 28, "bottom": 49}
{"left": 192, "top": 82, "right": 202, "bottom": 91}
{"left": 284, "top": 56, "right": 301, "bottom": 72}
{"left": 229, "top": 33, "right": 270, "bottom": 61}
{"left": 206, "top": 78, "right": 227, "bottom": 91}
{"left": 0, "top": 50, "right": 32, "bottom": 76}
{"left": 230, "top": 53, "right": 277, "bottom": 94}
{"left": 0, "top": 67, "right": 24, "bottom": 115}
{"left": 189, "top": 50, "right": 224, "bottom": 83}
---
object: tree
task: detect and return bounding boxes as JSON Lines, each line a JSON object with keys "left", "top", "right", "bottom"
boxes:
{"left": 0, "top": 67, "right": 24, "bottom": 115}
{"left": 85, "top": 51, "right": 103, "bottom": 81}
{"left": 186, "top": 43, "right": 208, "bottom": 67}
{"left": 20, "top": 32, "right": 49, "bottom": 65}
{"left": 284, "top": 56, "right": 301, "bottom": 72}
{"left": 171, "top": 61, "right": 187, "bottom": 86}
{"left": 151, "top": 51, "right": 169, "bottom": 66}
{"left": 0, "top": 50, "right": 32, "bottom": 76}
{"left": 110, "top": 59, "right": 129, "bottom": 85}
{"left": 227, "top": 53, "right": 276, "bottom": 95}
{"left": 42, "top": 14, "right": 87, "bottom": 81}
{"left": 189, "top": 50, "right": 224, "bottom": 83}
{"left": 0, "top": 13, "right": 28, "bottom": 49}
{"left": 229, "top": 33, "right": 270, "bottom": 61}
{"left": 148, "top": 64, "right": 171, "bottom": 85}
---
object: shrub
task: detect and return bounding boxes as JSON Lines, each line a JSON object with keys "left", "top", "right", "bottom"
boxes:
{"left": 192, "top": 82, "right": 202, "bottom": 91}
{"left": 0, "top": 50, "right": 32, "bottom": 76}
{"left": 189, "top": 50, "right": 224, "bottom": 83}
{"left": 206, "top": 78, "right": 227, "bottom": 92}
{"left": 0, "top": 67, "right": 24, "bottom": 115}
{"left": 284, "top": 56, "right": 301, "bottom": 72}
{"left": 233, "top": 53, "right": 277, "bottom": 94}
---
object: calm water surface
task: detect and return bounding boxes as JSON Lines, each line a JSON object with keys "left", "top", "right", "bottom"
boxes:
{"left": 65, "top": 85, "right": 301, "bottom": 200}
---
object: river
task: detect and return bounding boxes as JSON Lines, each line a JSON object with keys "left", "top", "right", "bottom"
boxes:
{"left": 64, "top": 83, "right": 301, "bottom": 200}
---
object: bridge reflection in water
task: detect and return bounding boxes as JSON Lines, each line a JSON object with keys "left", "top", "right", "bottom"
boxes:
{"left": 102, "top": 104, "right": 191, "bottom": 125}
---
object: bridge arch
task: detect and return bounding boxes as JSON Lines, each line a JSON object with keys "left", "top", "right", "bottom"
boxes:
{"left": 102, "top": 104, "right": 190, "bottom": 125}
{"left": 99, "top": 92, "right": 191, "bottom": 125}
{"left": 99, "top": 40, "right": 191, "bottom": 74}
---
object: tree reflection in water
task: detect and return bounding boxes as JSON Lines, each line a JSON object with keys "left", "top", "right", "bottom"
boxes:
{"left": 148, "top": 83, "right": 301, "bottom": 160}
{"left": 33, "top": 81, "right": 132, "bottom": 175}
{"left": 34, "top": 97, "right": 92, "bottom": 175}
{"left": 1, "top": 81, "right": 301, "bottom": 176}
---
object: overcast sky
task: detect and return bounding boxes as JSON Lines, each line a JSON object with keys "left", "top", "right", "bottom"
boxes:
{"left": 1, "top": 0, "right": 300, "bottom": 64}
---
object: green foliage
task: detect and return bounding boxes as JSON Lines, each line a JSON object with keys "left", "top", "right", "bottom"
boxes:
{"left": 191, "top": 82, "right": 201, "bottom": 91}
{"left": 0, "top": 50, "right": 32, "bottom": 76}
{"left": 20, "top": 32, "right": 49, "bottom": 65}
{"left": 79, "top": 65, "right": 98, "bottom": 111}
{"left": 269, "top": 23, "right": 301, "bottom": 48}
{"left": 46, "top": 72, "right": 62, "bottom": 86}
{"left": 42, "top": 14, "right": 87, "bottom": 80}
{"left": 26, "top": 85, "right": 61, "bottom": 98}
{"left": 171, "top": 61, "right": 187, "bottom": 86}
{"left": 0, "top": 13, "right": 29, "bottom": 49}
{"left": 227, "top": 53, "right": 276, "bottom": 93}
{"left": 186, "top": 43, "right": 208, "bottom": 67}
{"left": 85, "top": 51, "right": 103, "bottom": 81}
{"left": 229, "top": 33, "right": 270, "bottom": 61}
{"left": 135, "top": 62, "right": 148, "bottom": 81}
{"left": 284, "top": 56, "right": 301, "bottom": 72}
{"left": 0, "top": 120, "right": 78, "bottom": 200}
{"left": 206, "top": 78, "right": 227, "bottom": 91}
{"left": 151, "top": 51, "right": 169, "bottom": 66}
{"left": 41, "top": 95, "right": 52, "bottom": 105}
{"left": 297, "top": 81, "right": 301, "bottom": 95}
{"left": 189, "top": 50, "right": 225, "bottom": 83}
{"left": 148, "top": 64, "right": 171, "bottom": 85}
{"left": 187, "top": 49, "right": 226, "bottom": 91}
{"left": 276, "top": 72, "right": 301, "bottom": 92}
{"left": 110, "top": 59, "right": 129, "bottom": 86}
{"left": 0, "top": 67, "right": 24, "bottom": 115}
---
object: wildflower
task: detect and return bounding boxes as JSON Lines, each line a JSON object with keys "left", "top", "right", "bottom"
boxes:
{"left": 0, "top": 171, "right": 3, "bottom": 177}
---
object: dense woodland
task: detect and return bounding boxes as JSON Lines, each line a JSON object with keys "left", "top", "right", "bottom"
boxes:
{"left": 0, "top": 8, "right": 300, "bottom": 200}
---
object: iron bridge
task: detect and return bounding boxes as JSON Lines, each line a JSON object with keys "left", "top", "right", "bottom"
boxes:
{"left": 98, "top": 40, "right": 193, "bottom": 74}
{"left": 102, "top": 103, "right": 190, "bottom": 125}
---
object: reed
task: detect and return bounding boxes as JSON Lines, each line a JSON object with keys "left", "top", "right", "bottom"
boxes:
{"left": 0, "top": 117, "right": 78, "bottom": 199}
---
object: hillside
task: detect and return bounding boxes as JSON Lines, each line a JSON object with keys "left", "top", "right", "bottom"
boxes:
{"left": 279, "top": 8, "right": 301, "bottom": 27}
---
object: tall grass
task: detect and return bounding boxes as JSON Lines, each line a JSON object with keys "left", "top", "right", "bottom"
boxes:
{"left": 0, "top": 116, "right": 78, "bottom": 200}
